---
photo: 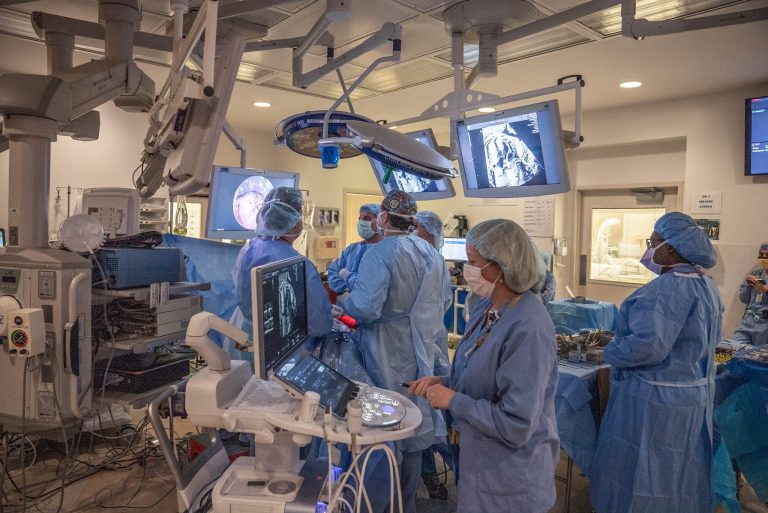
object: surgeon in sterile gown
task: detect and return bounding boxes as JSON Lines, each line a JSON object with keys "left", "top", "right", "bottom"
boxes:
{"left": 338, "top": 192, "right": 452, "bottom": 513}
{"left": 227, "top": 187, "right": 332, "bottom": 362}
{"left": 590, "top": 212, "right": 723, "bottom": 513}
{"left": 327, "top": 204, "right": 383, "bottom": 294}
{"left": 729, "top": 242, "right": 768, "bottom": 346}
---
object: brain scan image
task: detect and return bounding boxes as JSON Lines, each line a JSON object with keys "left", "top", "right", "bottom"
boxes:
{"left": 482, "top": 123, "right": 544, "bottom": 187}
{"left": 278, "top": 271, "right": 297, "bottom": 336}
{"left": 232, "top": 176, "right": 274, "bottom": 230}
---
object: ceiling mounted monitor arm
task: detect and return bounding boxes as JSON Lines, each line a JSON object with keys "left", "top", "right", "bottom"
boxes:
{"left": 620, "top": 0, "right": 768, "bottom": 39}
{"left": 223, "top": 120, "right": 248, "bottom": 168}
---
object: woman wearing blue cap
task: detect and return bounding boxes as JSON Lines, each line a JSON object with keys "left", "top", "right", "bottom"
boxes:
{"left": 590, "top": 212, "right": 724, "bottom": 513}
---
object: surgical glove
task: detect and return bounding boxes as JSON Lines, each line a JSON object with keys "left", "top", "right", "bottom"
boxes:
{"left": 338, "top": 268, "right": 351, "bottom": 280}
{"left": 331, "top": 304, "right": 344, "bottom": 318}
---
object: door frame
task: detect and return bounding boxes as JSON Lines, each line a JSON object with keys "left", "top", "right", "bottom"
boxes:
{"left": 569, "top": 181, "right": 684, "bottom": 296}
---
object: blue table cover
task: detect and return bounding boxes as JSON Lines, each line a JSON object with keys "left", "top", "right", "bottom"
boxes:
{"left": 546, "top": 300, "right": 619, "bottom": 335}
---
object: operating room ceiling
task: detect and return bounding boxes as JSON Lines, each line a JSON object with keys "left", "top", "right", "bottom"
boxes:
{"left": 0, "top": 0, "right": 767, "bottom": 133}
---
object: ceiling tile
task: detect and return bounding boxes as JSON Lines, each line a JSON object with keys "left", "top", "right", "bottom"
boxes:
{"left": 269, "top": 0, "right": 320, "bottom": 14}
{"left": 260, "top": 72, "right": 377, "bottom": 100}
{"left": 578, "top": 0, "right": 752, "bottom": 36}
{"left": 239, "top": 9, "right": 291, "bottom": 28}
{"left": 360, "top": 58, "right": 452, "bottom": 92}
{"left": 236, "top": 62, "right": 277, "bottom": 82}
{"left": 390, "top": 0, "right": 452, "bottom": 13}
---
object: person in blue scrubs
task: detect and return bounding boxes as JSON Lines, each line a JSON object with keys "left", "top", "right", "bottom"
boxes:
{"left": 227, "top": 187, "right": 333, "bottom": 363}
{"left": 590, "top": 212, "right": 724, "bottom": 513}
{"left": 539, "top": 252, "right": 556, "bottom": 304}
{"left": 338, "top": 191, "right": 452, "bottom": 513}
{"left": 414, "top": 210, "right": 445, "bottom": 251}
{"left": 327, "top": 204, "right": 383, "bottom": 294}
{"left": 729, "top": 242, "right": 768, "bottom": 345}
{"left": 410, "top": 219, "right": 559, "bottom": 513}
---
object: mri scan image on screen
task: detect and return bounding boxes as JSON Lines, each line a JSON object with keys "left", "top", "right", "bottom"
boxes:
{"left": 455, "top": 100, "right": 570, "bottom": 198}
{"left": 206, "top": 166, "right": 299, "bottom": 239}
{"left": 252, "top": 257, "right": 309, "bottom": 378}
{"left": 369, "top": 129, "right": 455, "bottom": 200}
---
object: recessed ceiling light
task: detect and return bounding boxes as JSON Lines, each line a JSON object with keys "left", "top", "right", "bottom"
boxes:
{"left": 478, "top": 107, "right": 496, "bottom": 113}
{"left": 619, "top": 81, "right": 642, "bottom": 89}
{"left": 388, "top": 125, "right": 399, "bottom": 130}
{"left": 253, "top": 101, "right": 271, "bottom": 108}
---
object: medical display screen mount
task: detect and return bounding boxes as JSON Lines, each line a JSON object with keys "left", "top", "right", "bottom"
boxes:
{"left": 441, "top": 237, "right": 467, "bottom": 262}
{"left": 369, "top": 129, "right": 455, "bottom": 201}
{"left": 275, "top": 352, "right": 359, "bottom": 418}
{"left": 251, "top": 256, "right": 309, "bottom": 379}
{"left": 746, "top": 95, "right": 768, "bottom": 176}
{"left": 455, "top": 100, "right": 571, "bottom": 198}
{"left": 205, "top": 166, "right": 299, "bottom": 239}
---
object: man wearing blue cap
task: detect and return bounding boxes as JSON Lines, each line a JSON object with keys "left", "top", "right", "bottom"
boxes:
{"left": 590, "top": 212, "right": 724, "bottom": 513}
{"left": 327, "top": 203, "right": 383, "bottom": 294}
{"left": 730, "top": 242, "right": 768, "bottom": 345}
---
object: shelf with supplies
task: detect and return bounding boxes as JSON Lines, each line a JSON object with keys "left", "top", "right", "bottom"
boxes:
{"left": 92, "top": 281, "right": 210, "bottom": 302}
{"left": 95, "top": 332, "right": 189, "bottom": 359}
{"left": 102, "top": 377, "right": 190, "bottom": 409}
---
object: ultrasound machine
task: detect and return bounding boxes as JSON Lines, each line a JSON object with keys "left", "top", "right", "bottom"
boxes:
{"left": 182, "top": 256, "right": 421, "bottom": 513}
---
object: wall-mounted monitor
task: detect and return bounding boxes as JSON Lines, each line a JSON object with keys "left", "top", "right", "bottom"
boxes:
{"left": 746, "top": 95, "right": 768, "bottom": 176}
{"left": 454, "top": 100, "right": 570, "bottom": 198}
{"left": 369, "top": 128, "right": 456, "bottom": 201}
{"left": 205, "top": 166, "right": 299, "bottom": 239}
{"left": 441, "top": 237, "right": 467, "bottom": 262}
{"left": 250, "top": 256, "right": 309, "bottom": 379}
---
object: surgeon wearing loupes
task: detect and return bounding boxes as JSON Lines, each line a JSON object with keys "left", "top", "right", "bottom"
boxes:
{"left": 327, "top": 204, "right": 383, "bottom": 294}
{"left": 590, "top": 212, "right": 723, "bottom": 513}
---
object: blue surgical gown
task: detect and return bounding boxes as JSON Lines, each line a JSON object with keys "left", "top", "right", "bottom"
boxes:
{"left": 229, "top": 236, "right": 333, "bottom": 361}
{"left": 590, "top": 264, "right": 723, "bottom": 513}
{"left": 730, "top": 266, "right": 768, "bottom": 346}
{"left": 540, "top": 270, "right": 556, "bottom": 303}
{"left": 326, "top": 241, "right": 375, "bottom": 293}
{"left": 338, "top": 235, "right": 452, "bottom": 453}
{"left": 449, "top": 292, "right": 559, "bottom": 513}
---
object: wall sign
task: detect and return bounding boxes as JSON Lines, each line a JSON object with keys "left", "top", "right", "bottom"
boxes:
{"left": 692, "top": 191, "right": 722, "bottom": 214}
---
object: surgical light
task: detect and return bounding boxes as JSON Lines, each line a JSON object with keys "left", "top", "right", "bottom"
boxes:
{"left": 620, "top": 81, "right": 642, "bottom": 88}
{"left": 274, "top": 111, "right": 375, "bottom": 160}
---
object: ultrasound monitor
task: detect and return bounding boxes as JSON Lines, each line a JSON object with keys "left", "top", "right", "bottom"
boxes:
{"left": 455, "top": 100, "right": 570, "bottom": 198}
{"left": 369, "top": 129, "right": 455, "bottom": 201}
{"left": 250, "top": 256, "right": 309, "bottom": 379}
{"left": 441, "top": 237, "right": 467, "bottom": 262}
{"left": 206, "top": 166, "right": 299, "bottom": 239}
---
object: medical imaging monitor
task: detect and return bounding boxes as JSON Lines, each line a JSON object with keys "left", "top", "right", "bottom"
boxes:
{"left": 205, "top": 166, "right": 299, "bottom": 239}
{"left": 441, "top": 237, "right": 467, "bottom": 262}
{"left": 746, "top": 95, "right": 768, "bottom": 176}
{"left": 251, "top": 256, "right": 308, "bottom": 379}
{"left": 455, "top": 100, "right": 570, "bottom": 198}
{"left": 369, "top": 129, "right": 456, "bottom": 200}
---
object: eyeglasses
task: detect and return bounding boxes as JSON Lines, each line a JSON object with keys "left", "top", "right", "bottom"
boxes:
{"left": 646, "top": 238, "right": 664, "bottom": 249}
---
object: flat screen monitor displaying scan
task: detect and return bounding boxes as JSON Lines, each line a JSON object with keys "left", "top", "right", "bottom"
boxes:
{"left": 455, "top": 100, "right": 570, "bottom": 198}
{"left": 441, "top": 238, "right": 467, "bottom": 262}
{"left": 369, "top": 129, "right": 455, "bottom": 200}
{"left": 275, "top": 352, "right": 359, "bottom": 417}
{"left": 205, "top": 166, "right": 299, "bottom": 239}
{"left": 746, "top": 95, "right": 768, "bottom": 176}
{"left": 251, "top": 256, "right": 308, "bottom": 379}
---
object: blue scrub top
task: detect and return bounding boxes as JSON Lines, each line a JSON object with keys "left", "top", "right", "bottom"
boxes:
{"left": 326, "top": 240, "right": 376, "bottom": 293}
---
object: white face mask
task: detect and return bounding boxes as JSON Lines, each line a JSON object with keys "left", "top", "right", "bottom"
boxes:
{"left": 463, "top": 262, "right": 500, "bottom": 298}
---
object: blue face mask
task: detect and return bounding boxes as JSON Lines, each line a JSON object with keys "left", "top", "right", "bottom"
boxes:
{"left": 357, "top": 219, "right": 376, "bottom": 240}
{"left": 640, "top": 241, "right": 667, "bottom": 275}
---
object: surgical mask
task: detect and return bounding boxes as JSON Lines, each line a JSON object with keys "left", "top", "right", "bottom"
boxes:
{"left": 463, "top": 262, "right": 500, "bottom": 298}
{"left": 357, "top": 219, "right": 376, "bottom": 240}
{"left": 640, "top": 241, "right": 667, "bottom": 275}
{"left": 759, "top": 259, "right": 768, "bottom": 271}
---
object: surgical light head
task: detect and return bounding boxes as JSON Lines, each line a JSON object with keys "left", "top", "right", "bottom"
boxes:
{"left": 275, "top": 111, "right": 375, "bottom": 163}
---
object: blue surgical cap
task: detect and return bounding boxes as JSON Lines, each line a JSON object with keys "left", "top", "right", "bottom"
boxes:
{"left": 467, "top": 219, "right": 545, "bottom": 293}
{"left": 360, "top": 203, "right": 380, "bottom": 216}
{"left": 415, "top": 211, "right": 444, "bottom": 249}
{"left": 654, "top": 212, "right": 717, "bottom": 268}
{"left": 255, "top": 187, "right": 303, "bottom": 237}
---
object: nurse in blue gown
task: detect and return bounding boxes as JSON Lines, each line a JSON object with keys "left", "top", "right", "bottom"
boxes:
{"left": 228, "top": 187, "right": 333, "bottom": 363}
{"left": 327, "top": 204, "right": 383, "bottom": 294}
{"left": 410, "top": 219, "right": 559, "bottom": 513}
{"left": 729, "top": 242, "right": 768, "bottom": 346}
{"left": 590, "top": 212, "right": 724, "bottom": 513}
{"left": 338, "top": 192, "right": 452, "bottom": 513}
